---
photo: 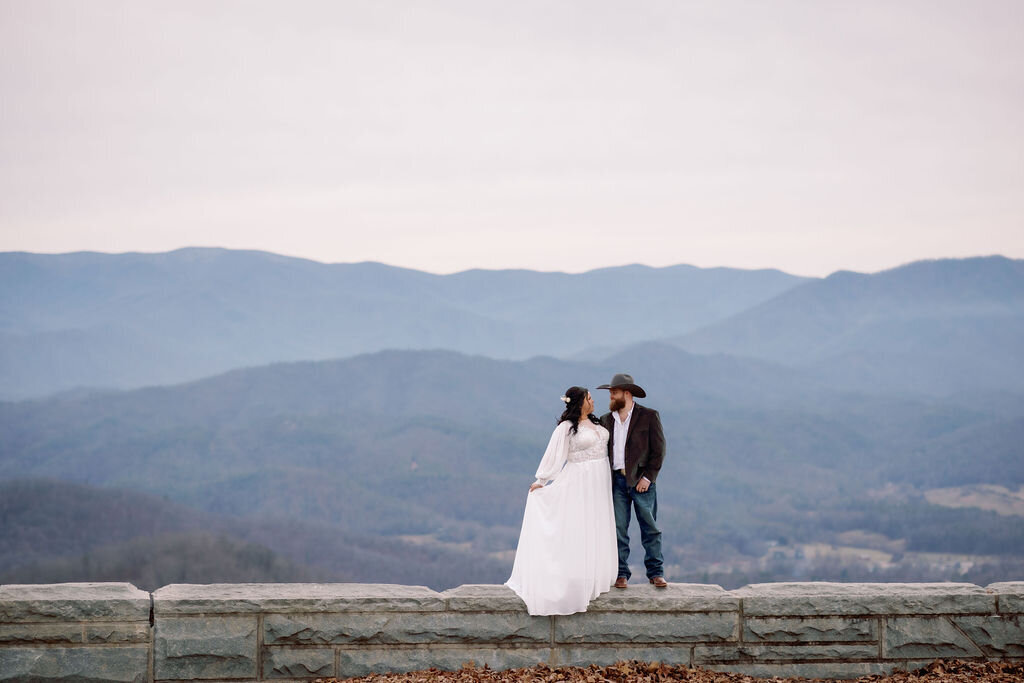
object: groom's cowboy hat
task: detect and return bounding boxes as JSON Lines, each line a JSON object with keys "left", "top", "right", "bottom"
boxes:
{"left": 596, "top": 373, "right": 647, "bottom": 399}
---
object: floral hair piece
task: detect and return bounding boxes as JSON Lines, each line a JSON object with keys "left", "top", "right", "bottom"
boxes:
{"left": 560, "top": 395, "right": 570, "bottom": 404}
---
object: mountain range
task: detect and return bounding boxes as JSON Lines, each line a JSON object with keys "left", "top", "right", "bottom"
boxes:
{"left": 1, "top": 248, "right": 1021, "bottom": 589}
{"left": 667, "top": 256, "right": 1024, "bottom": 395}
{"left": 3, "top": 250, "right": 1021, "bottom": 401}
{"left": 0, "top": 248, "right": 805, "bottom": 399}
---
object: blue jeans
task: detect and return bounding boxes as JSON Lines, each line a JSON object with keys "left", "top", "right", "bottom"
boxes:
{"left": 612, "top": 470, "right": 663, "bottom": 580}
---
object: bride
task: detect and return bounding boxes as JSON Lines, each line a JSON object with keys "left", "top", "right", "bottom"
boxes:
{"left": 505, "top": 386, "right": 617, "bottom": 615}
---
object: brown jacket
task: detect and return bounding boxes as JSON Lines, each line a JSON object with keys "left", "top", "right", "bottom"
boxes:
{"left": 600, "top": 402, "right": 666, "bottom": 487}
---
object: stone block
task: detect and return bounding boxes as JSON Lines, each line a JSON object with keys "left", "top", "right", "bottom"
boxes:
{"left": 884, "top": 616, "right": 983, "bottom": 659}
{"left": 554, "top": 611, "right": 736, "bottom": 643}
{"left": 705, "top": 661, "right": 899, "bottom": 679}
{"left": 154, "top": 615, "right": 257, "bottom": 680}
{"left": 442, "top": 585, "right": 529, "bottom": 612}
{"left": 263, "top": 647, "right": 334, "bottom": 678}
{"left": 988, "top": 582, "right": 1024, "bottom": 614}
{"left": 954, "top": 615, "right": 1024, "bottom": 657}
{"left": 84, "top": 623, "right": 151, "bottom": 644}
{"left": 694, "top": 643, "right": 876, "bottom": 664}
{"left": 0, "top": 583, "right": 150, "bottom": 623}
{"left": 587, "top": 583, "right": 739, "bottom": 612}
{"left": 0, "top": 645, "right": 148, "bottom": 682}
{"left": 337, "top": 646, "right": 549, "bottom": 677}
{"left": 743, "top": 616, "right": 876, "bottom": 642}
{"left": 555, "top": 645, "right": 690, "bottom": 667}
{"left": 264, "top": 611, "right": 549, "bottom": 645}
{"left": 735, "top": 582, "right": 994, "bottom": 616}
{"left": 0, "top": 623, "right": 84, "bottom": 645}
{"left": 0, "top": 622, "right": 148, "bottom": 645}
{"left": 153, "top": 583, "right": 444, "bottom": 615}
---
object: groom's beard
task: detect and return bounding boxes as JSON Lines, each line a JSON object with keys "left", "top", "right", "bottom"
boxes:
{"left": 610, "top": 397, "right": 626, "bottom": 412}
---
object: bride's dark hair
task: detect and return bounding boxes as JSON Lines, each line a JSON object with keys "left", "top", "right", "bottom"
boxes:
{"left": 558, "top": 386, "right": 602, "bottom": 435}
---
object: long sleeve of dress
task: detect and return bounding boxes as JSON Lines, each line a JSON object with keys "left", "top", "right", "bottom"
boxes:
{"left": 533, "top": 421, "right": 572, "bottom": 486}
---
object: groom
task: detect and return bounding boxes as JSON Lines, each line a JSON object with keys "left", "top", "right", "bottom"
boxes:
{"left": 598, "top": 373, "right": 668, "bottom": 588}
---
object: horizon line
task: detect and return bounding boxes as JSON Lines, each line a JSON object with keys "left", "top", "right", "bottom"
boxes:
{"left": 1, "top": 245, "right": 1017, "bottom": 280}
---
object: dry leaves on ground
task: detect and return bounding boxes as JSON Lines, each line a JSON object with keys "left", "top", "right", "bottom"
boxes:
{"left": 315, "top": 659, "right": 1024, "bottom": 683}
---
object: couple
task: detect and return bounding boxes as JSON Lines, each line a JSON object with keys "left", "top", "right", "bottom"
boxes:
{"left": 505, "top": 373, "right": 667, "bottom": 616}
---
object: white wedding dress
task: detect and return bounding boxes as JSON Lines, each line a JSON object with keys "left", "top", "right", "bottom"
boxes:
{"left": 506, "top": 420, "right": 617, "bottom": 615}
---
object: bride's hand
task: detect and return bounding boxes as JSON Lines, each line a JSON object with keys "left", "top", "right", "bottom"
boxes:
{"left": 529, "top": 482, "right": 544, "bottom": 492}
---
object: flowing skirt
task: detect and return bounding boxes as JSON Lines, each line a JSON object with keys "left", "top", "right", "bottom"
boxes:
{"left": 505, "top": 458, "right": 617, "bottom": 615}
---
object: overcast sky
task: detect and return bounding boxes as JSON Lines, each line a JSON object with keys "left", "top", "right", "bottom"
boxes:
{"left": 1, "top": 1, "right": 1022, "bottom": 276}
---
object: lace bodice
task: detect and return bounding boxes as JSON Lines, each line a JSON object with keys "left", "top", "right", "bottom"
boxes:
{"left": 568, "top": 423, "right": 609, "bottom": 462}
{"left": 534, "top": 420, "right": 610, "bottom": 484}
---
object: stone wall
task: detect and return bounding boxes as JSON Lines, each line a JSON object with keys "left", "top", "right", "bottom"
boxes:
{"left": 1, "top": 581, "right": 1022, "bottom": 682}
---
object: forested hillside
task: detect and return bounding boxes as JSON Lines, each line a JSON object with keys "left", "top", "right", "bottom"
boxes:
{"left": 2, "top": 343, "right": 1021, "bottom": 588}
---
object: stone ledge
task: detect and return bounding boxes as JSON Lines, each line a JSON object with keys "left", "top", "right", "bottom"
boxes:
{"left": 441, "top": 585, "right": 527, "bottom": 612}
{"left": 586, "top": 583, "right": 738, "bottom": 612}
{"left": 0, "top": 583, "right": 151, "bottom": 624}
{"left": 442, "top": 583, "right": 738, "bottom": 612}
{"left": 3, "top": 581, "right": 1024, "bottom": 681}
{"left": 988, "top": 582, "right": 1024, "bottom": 614}
{"left": 153, "top": 583, "right": 445, "bottom": 615}
{"left": 734, "top": 582, "right": 995, "bottom": 616}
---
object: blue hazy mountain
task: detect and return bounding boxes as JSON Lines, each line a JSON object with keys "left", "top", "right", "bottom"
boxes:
{"left": 666, "top": 256, "right": 1024, "bottom": 395}
{"left": 3, "top": 251, "right": 1022, "bottom": 587}
{"left": 2, "top": 346, "right": 1021, "bottom": 589}
{"left": 0, "top": 248, "right": 806, "bottom": 399}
